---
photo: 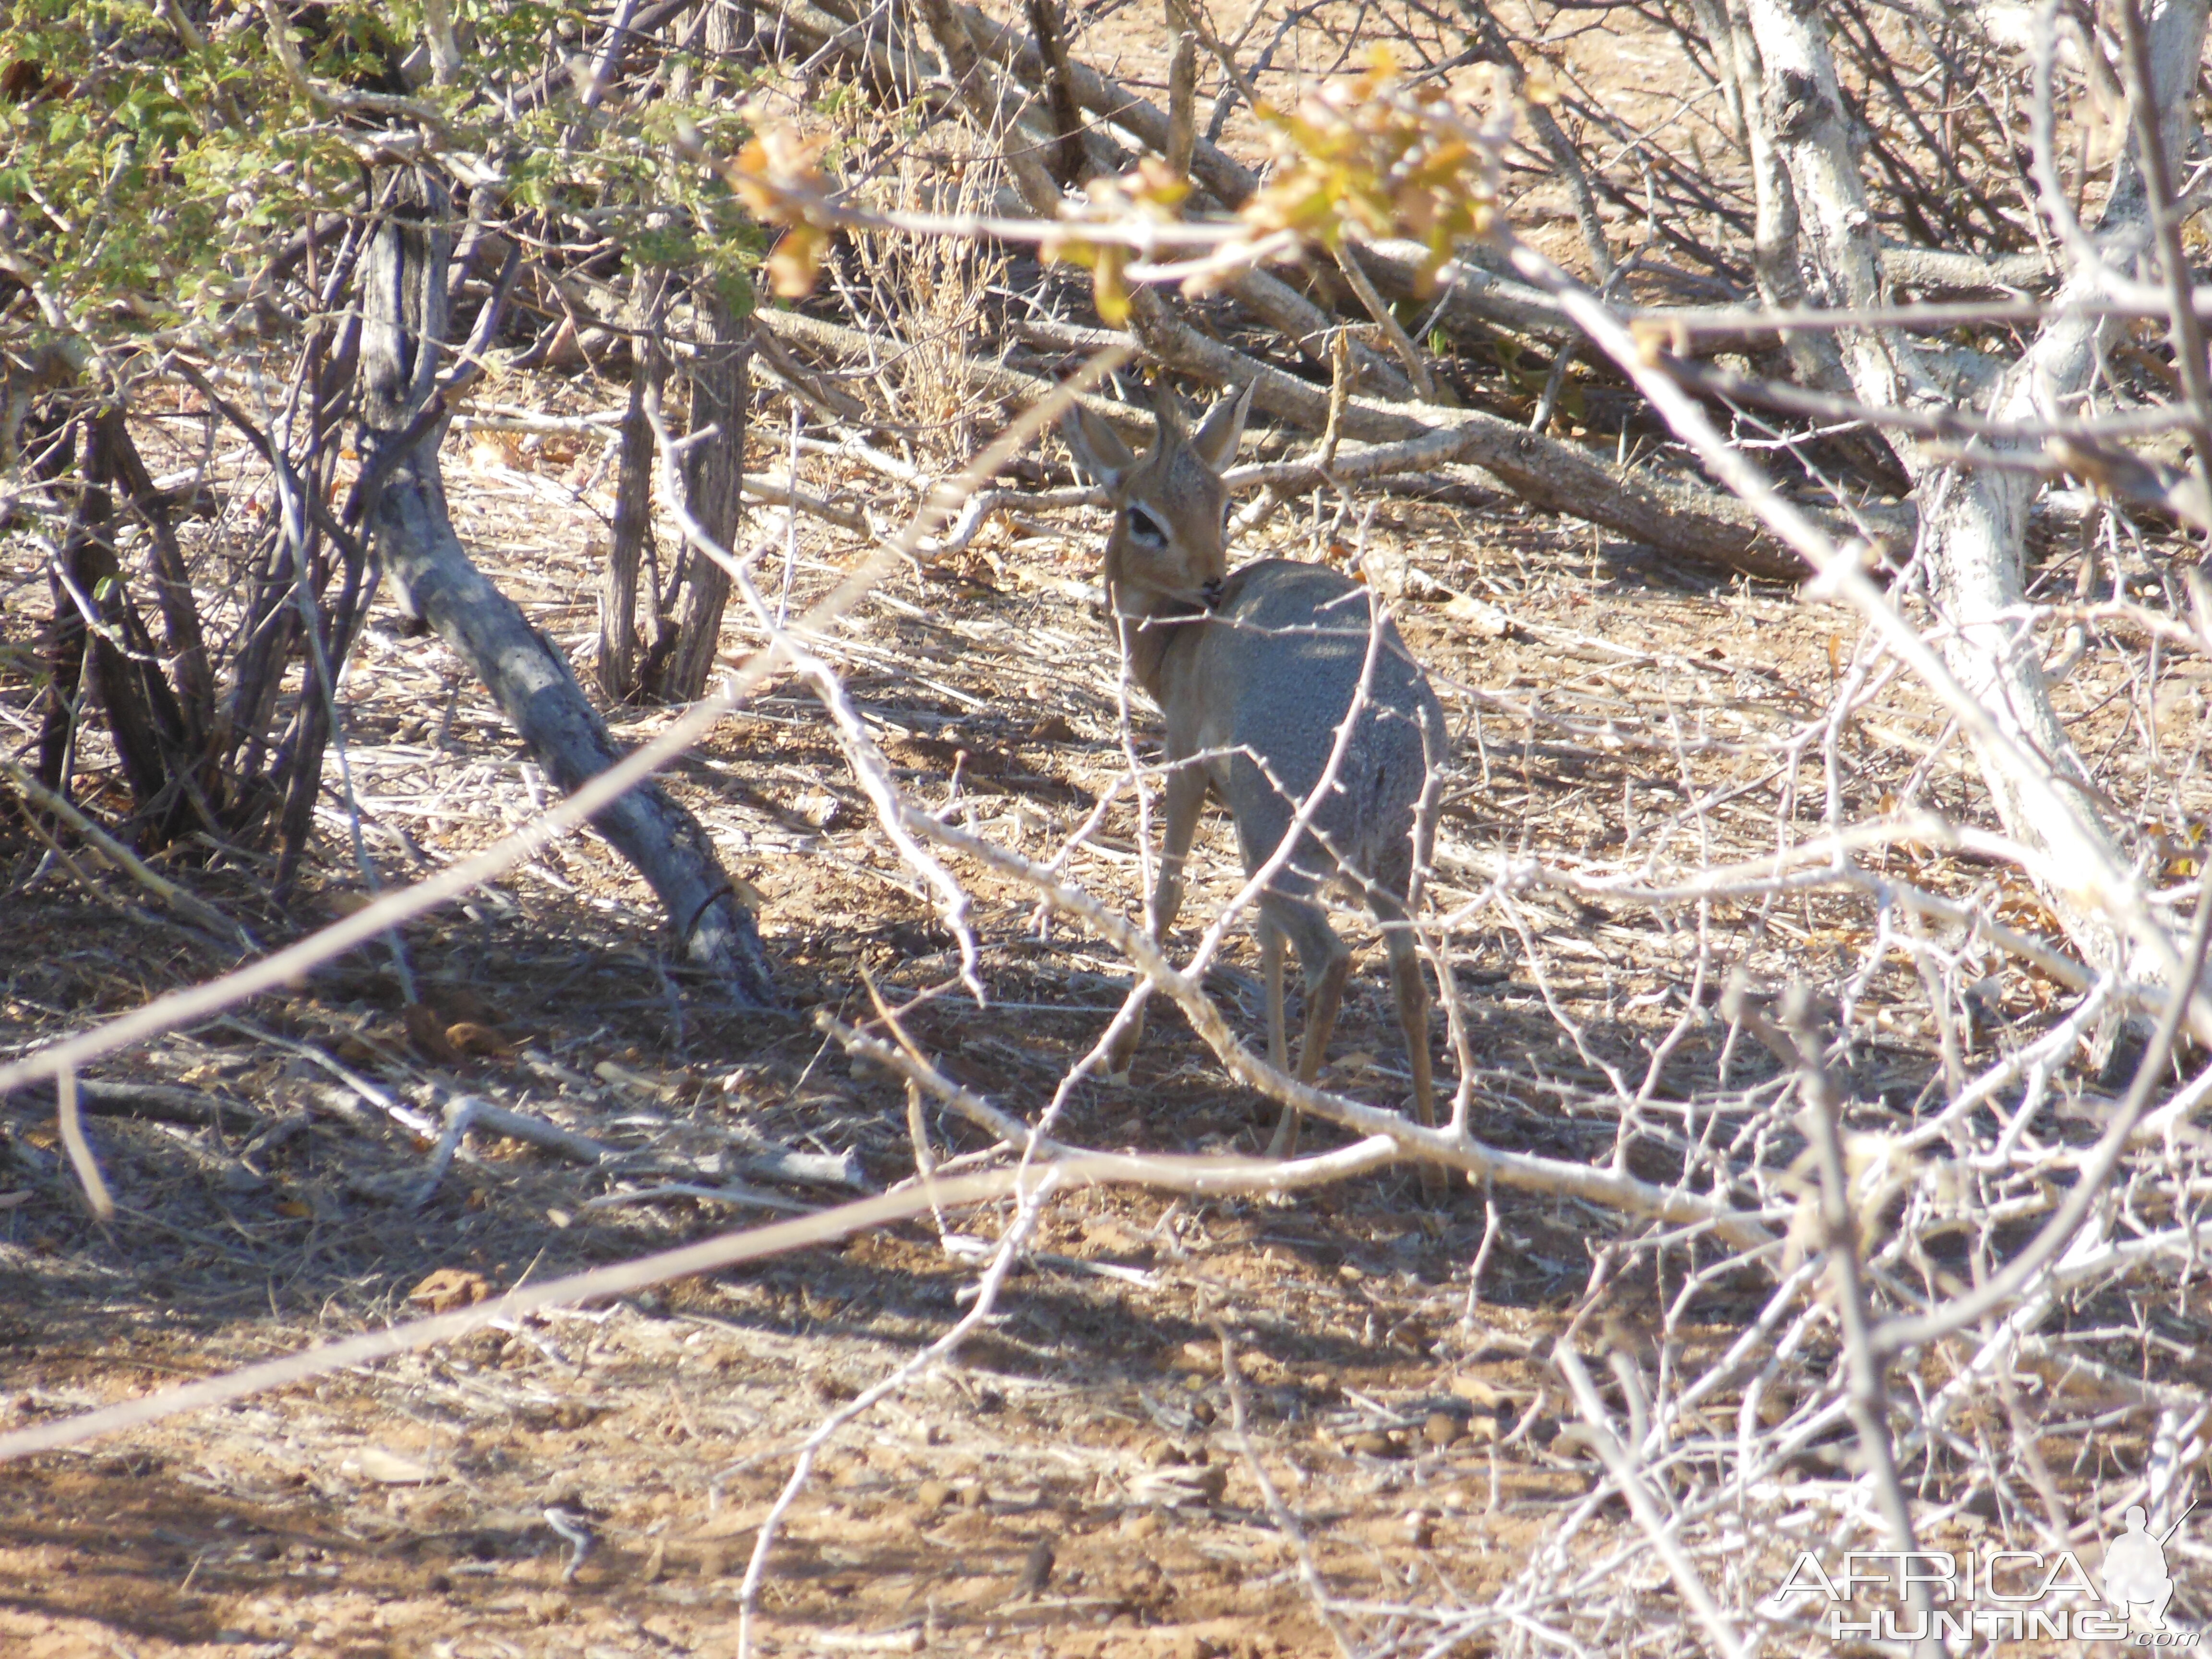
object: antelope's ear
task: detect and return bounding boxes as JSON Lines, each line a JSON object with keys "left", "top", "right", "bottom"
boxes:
{"left": 1060, "top": 400, "right": 1137, "bottom": 486}
{"left": 1189, "top": 378, "right": 1255, "bottom": 473}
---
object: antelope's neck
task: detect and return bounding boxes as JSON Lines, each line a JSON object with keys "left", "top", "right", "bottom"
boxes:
{"left": 1109, "top": 582, "right": 1207, "bottom": 698}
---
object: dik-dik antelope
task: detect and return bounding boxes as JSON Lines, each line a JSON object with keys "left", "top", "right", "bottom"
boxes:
{"left": 1062, "top": 381, "right": 1448, "bottom": 1165}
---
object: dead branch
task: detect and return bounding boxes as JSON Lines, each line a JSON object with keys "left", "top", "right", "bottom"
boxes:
{"left": 1124, "top": 289, "right": 1836, "bottom": 578}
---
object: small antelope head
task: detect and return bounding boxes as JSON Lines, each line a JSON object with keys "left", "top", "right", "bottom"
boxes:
{"left": 1061, "top": 381, "right": 1255, "bottom": 610}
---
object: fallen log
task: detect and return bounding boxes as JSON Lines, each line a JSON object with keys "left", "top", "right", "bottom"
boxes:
{"left": 1127, "top": 290, "right": 1841, "bottom": 580}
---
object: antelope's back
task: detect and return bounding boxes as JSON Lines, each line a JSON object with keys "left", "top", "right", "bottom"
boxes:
{"left": 1195, "top": 559, "right": 1444, "bottom": 885}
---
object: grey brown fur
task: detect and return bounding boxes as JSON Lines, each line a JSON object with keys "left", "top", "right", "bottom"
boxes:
{"left": 1062, "top": 381, "right": 1448, "bottom": 1167}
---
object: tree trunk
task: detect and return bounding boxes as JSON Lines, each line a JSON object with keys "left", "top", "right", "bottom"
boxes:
{"left": 39, "top": 412, "right": 198, "bottom": 847}
{"left": 1025, "top": 0, "right": 1087, "bottom": 186}
{"left": 357, "top": 175, "right": 777, "bottom": 1005}
{"left": 101, "top": 409, "right": 216, "bottom": 768}
{"left": 1740, "top": 0, "right": 2209, "bottom": 972}
{"left": 598, "top": 311, "right": 661, "bottom": 703}
{"left": 648, "top": 284, "right": 745, "bottom": 704}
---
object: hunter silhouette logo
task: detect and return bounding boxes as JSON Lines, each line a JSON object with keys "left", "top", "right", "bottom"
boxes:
{"left": 2105, "top": 1505, "right": 2186, "bottom": 1634}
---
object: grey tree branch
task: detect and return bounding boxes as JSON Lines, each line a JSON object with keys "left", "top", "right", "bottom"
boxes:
{"left": 357, "top": 179, "right": 778, "bottom": 1003}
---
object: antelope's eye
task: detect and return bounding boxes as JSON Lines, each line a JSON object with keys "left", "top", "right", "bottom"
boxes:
{"left": 1125, "top": 504, "right": 1170, "bottom": 548}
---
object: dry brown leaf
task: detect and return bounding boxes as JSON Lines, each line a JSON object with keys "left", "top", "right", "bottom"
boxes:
{"left": 408, "top": 1267, "right": 494, "bottom": 1312}
{"left": 445, "top": 1021, "right": 513, "bottom": 1059}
